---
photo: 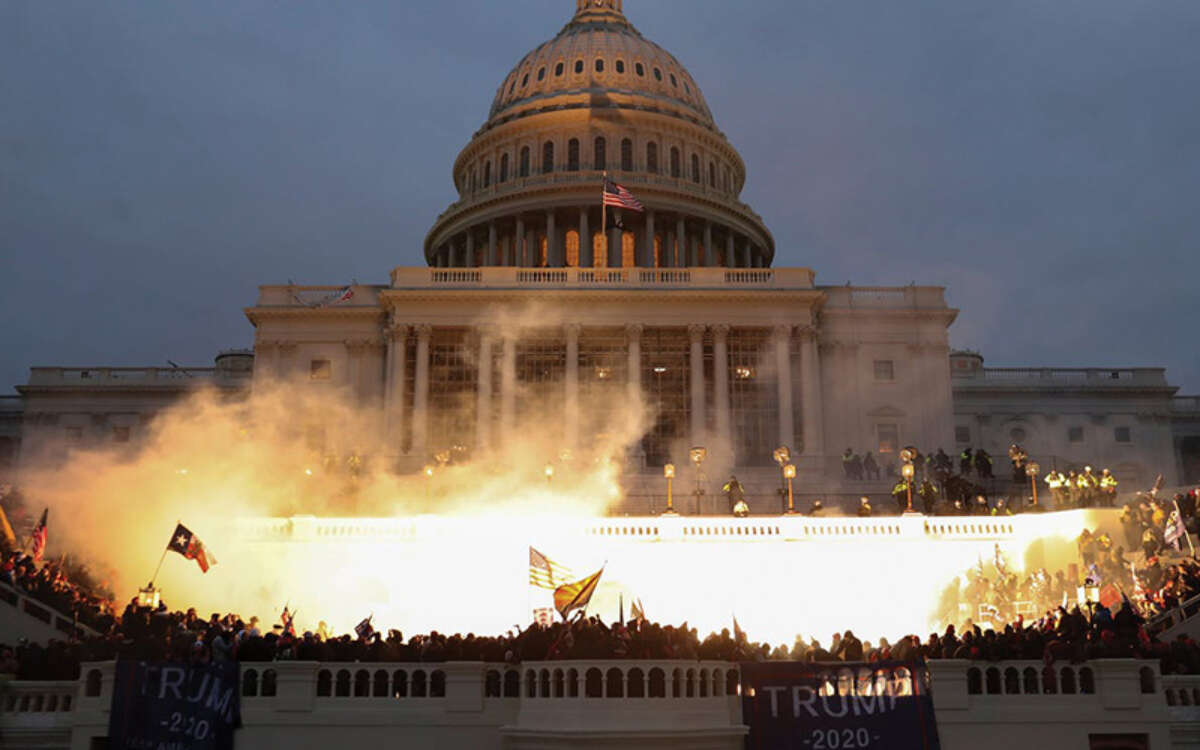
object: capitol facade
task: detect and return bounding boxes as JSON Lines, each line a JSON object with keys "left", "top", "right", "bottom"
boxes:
{"left": 3, "top": 0, "right": 1198, "bottom": 504}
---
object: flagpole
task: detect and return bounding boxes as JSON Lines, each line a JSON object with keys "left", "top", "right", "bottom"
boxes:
{"left": 600, "top": 171, "right": 607, "bottom": 263}
{"left": 149, "top": 520, "right": 179, "bottom": 588}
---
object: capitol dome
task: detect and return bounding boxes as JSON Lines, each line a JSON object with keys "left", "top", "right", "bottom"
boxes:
{"left": 424, "top": 0, "right": 774, "bottom": 270}
{"left": 485, "top": 0, "right": 716, "bottom": 133}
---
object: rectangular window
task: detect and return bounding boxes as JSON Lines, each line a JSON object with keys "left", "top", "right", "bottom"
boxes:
{"left": 954, "top": 425, "right": 970, "bottom": 444}
{"left": 310, "top": 359, "right": 332, "bottom": 381}
{"left": 1068, "top": 426, "right": 1084, "bottom": 443}
{"left": 1088, "top": 734, "right": 1148, "bottom": 750}
{"left": 112, "top": 426, "right": 131, "bottom": 443}
{"left": 1114, "top": 426, "right": 1132, "bottom": 443}
{"left": 877, "top": 424, "right": 899, "bottom": 454}
{"left": 873, "top": 360, "right": 895, "bottom": 381}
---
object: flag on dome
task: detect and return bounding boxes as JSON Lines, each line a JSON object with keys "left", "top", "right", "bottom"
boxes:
{"left": 603, "top": 178, "right": 644, "bottom": 212}
{"left": 553, "top": 567, "right": 604, "bottom": 619}
{"left": 529, "top": 547, "right": 573, "bottom": 589}
{"left": 30, "top": 508, "right": 48, "bottom": 561}
{"left": 166, "top": 523, "right": 215, "bottom": 573}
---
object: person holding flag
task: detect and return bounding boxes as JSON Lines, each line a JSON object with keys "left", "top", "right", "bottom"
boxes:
{"left": 166, "top": 523, "right": 216, "bottom": 573}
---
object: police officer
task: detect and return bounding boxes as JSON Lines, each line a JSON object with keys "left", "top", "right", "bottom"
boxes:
{"left": 891, "top": 479, "right": 910, "bottom": 513}
{"left": 975, "top": 449, "right": 994, "bottom": 480}
{"left": 959, "top": 447, "right": 974, "bottom": 477}
{"left": 1099, "top": 469, "right": 1118, "bottom": 507}
{"left": 723, "top": 475, "right": 746, "bottom": 515}
{"left": 918, "top": 478, "right": 939, "bottom": 515}
{"left": 857, "top": 496, "right": 873, "bottom": 517}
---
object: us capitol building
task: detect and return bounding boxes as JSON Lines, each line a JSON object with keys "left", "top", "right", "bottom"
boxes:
{"left": 3, "top": 0, "right": 1198, "bottom": 505}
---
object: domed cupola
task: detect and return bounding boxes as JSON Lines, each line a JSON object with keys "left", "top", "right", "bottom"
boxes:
{"left": 423, "top": 1, "right": 774, "bottom": 271}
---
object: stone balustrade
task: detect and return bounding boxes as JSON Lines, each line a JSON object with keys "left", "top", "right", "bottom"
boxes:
{"left": 24, "top": 367, "right": 239, "bottom": 386}
{"left": 233, "top": 509, "right": 1118, "bottom": 545}
{"left": 2, "top": 659, "right": 1189, "bottom": 749}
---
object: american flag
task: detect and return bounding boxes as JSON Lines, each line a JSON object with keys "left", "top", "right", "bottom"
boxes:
{"left": 603, "top": 178, "right": 644, "bottom": 212}
{"left": 529, "top": 547, "right": 573, "bottom": 590}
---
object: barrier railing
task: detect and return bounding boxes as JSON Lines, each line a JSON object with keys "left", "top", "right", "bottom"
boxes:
{"left": 0, "top": 580, "right": 99, "bottom": 639}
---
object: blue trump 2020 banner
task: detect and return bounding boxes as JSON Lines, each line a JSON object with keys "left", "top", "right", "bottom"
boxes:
{"left": 740, "top": 661, "right": 941, "bottom": 750}
{"left": 109, "top": 661, "right": 241, "bottom": 750}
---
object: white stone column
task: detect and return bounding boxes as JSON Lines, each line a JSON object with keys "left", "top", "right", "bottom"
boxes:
{"left": 515, "top": 217, "right": 525, "bottom": 267}
{"left": 799, "top": 325, "right": 825, "bottom": 460}
{"left": 676, "top": 217, "right": 686, "bottom": 267}
{"left": 626, "top": 324, "right": 642, "bottom": 404}
{"left": 565, "top": 323, "right": 580, "bottom": 449}
{"left": 712, "top": 324, "right": 731, "bottom": 443}
{"left": 688, "top": 324, "right": 707, "bottom": 446}
{"left": 344, "top": 339, "right": 365, "bottom": 405}
{"left": 412, "top": 324, "right": 432, "bottom": 456}
{"left": 643, "top": 210, "right": 655, "bottom": 267}
{"left": 579, "top": 207, "right": 592, "bottom": 268}
{"left": 476, "top": 328, "right": 495, "bottom": 452}
{"left": 774, "top": 324, "right": 795, "bottom": 450}
{"left": 385, "top": 323, "right": 409, "bottom": 446}
{"left": 500, "top": 333, "right": 517, "bottom": 436}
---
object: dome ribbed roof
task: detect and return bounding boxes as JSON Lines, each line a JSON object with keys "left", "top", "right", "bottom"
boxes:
{"left": 484, "top": 0, "right": 716, "bottom": 132}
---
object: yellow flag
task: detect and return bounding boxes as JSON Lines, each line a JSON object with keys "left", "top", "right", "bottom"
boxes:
{"left": 553, "top": 567, "right": 604, "bottom": 619}
{"left": 0, "top": 504, "right": 15, "bottom": 547}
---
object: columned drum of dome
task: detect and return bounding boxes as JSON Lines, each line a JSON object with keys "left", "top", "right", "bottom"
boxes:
{"left": 424, "top": 0, "right": 774, "bottom": 270}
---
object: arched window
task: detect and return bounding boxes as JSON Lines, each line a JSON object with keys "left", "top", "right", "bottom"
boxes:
{"left": 575, "top": 59, "right": 584, "bottom": 74}
{"left": 519, "top": 147, "right": 530, "bottom": 178}
{"left": 985, "top": 668, "right": 1001, "bottom": 695}
{"left": 485, "top": 670, "right": 501, "bottom": 698}
{"left": 595, "top": 59, "right": 604, "bottom": 73}
{"left": 653, "top": 67, "right": 662, "bottom": 81}
{"left": 503, "top": 670, "right": 520, "bottom": 698}
{"left": 621, "top": 138, "right": 633, "bottom": 171}
{"left": 1022, "top": 668, "right": 1039, "bottom": 694}
{"left": 635, "top": 62, "right": 645, "bottom": 77}
{"left": 627, "top": 668, "right": 645, "bottom": 698}
{"left": 542, "top": 141, "right": 554, "bottom": 174}
{"left": 646, "top": 142, "right": 658, "bottom": 173}
{"left": 709, "top": 161, "right": 716, "bottom": 187}
{"left": 606, "top": 668, "right": 624, "bottom": 698}
{"left": 500, "top": 153, "right": 509, "bottom": 183}
{"left": 585, "top": 668, "right": 603, "bottom": 698}
{"left": 724, "top": 167, "right": 731, "bottom": 192}
{"left": 354, "top": 670, "right": 370, "bottom": 697}
{"left": 616, "top": 60, "right": 625, "bottom": 74}
{"left": 521, "top": 73, "right": 529, "bottom": 87}
{"left": 243, "top": 670, "right": 259, "bottom": 697}
{"left": 372, "top": 670, "right": 388, "bottom": 697}
{"left": 648, "top": 668, "right": 666, "bottom": 698}
{"left": 335, "top": 669, "right": 351, "bottom": 697}
{"left": 669, "top": 72, "right": 678, "bottom": 87}
{"left": 594, "top": 137, "right": 607, "bottom": 170}
{"left": 555, "top": 62, "right": 564, "bottom": 76}
{"left": 691, "top": 154, "right": 701, "bottom": 183}
{"left": 670, "top": 147, "right": 680, "bottom": 178}
{"left": 567, "top": 139, "right": 580, "bottom": 171}
{"left": 537, "top": 66, "right": 546, "bottom": 81}
{"left": 262, "top": 669, "right": 277, "bottom": 697}
{"left": 483, "top": 161, "right": 491, "bottom": 188}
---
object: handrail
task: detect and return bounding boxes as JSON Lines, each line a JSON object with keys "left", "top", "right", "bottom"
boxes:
{"left": 0, "top": 579, "right": 101, "bottom": 639}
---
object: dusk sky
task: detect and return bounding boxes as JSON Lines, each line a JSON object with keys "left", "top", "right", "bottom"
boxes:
{"left": 2, "top": 0, "right": 1198, "bottom": 394}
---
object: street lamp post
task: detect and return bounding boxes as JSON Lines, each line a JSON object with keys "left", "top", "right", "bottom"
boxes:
{"left": 900, "top": 447, "right": 916, "bottom": 513}
{"left": 663, "top": 463, "right": 677, "bottom": 515}
{"left": 773, "top": 445, "right": 792, "bottom": 514}
{"left": 783, "top": 463, "right": 797, "bottom": 515}
{"left": 1026, "top": 461, "right": 1041, "bottom": 509}
{"left": 689, "top": 447, "right": 707, "bottom": 514}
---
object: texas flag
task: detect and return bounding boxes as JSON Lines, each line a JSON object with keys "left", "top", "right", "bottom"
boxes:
{"left": 167, "top": 523, "right": 216, "bottom": 573}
